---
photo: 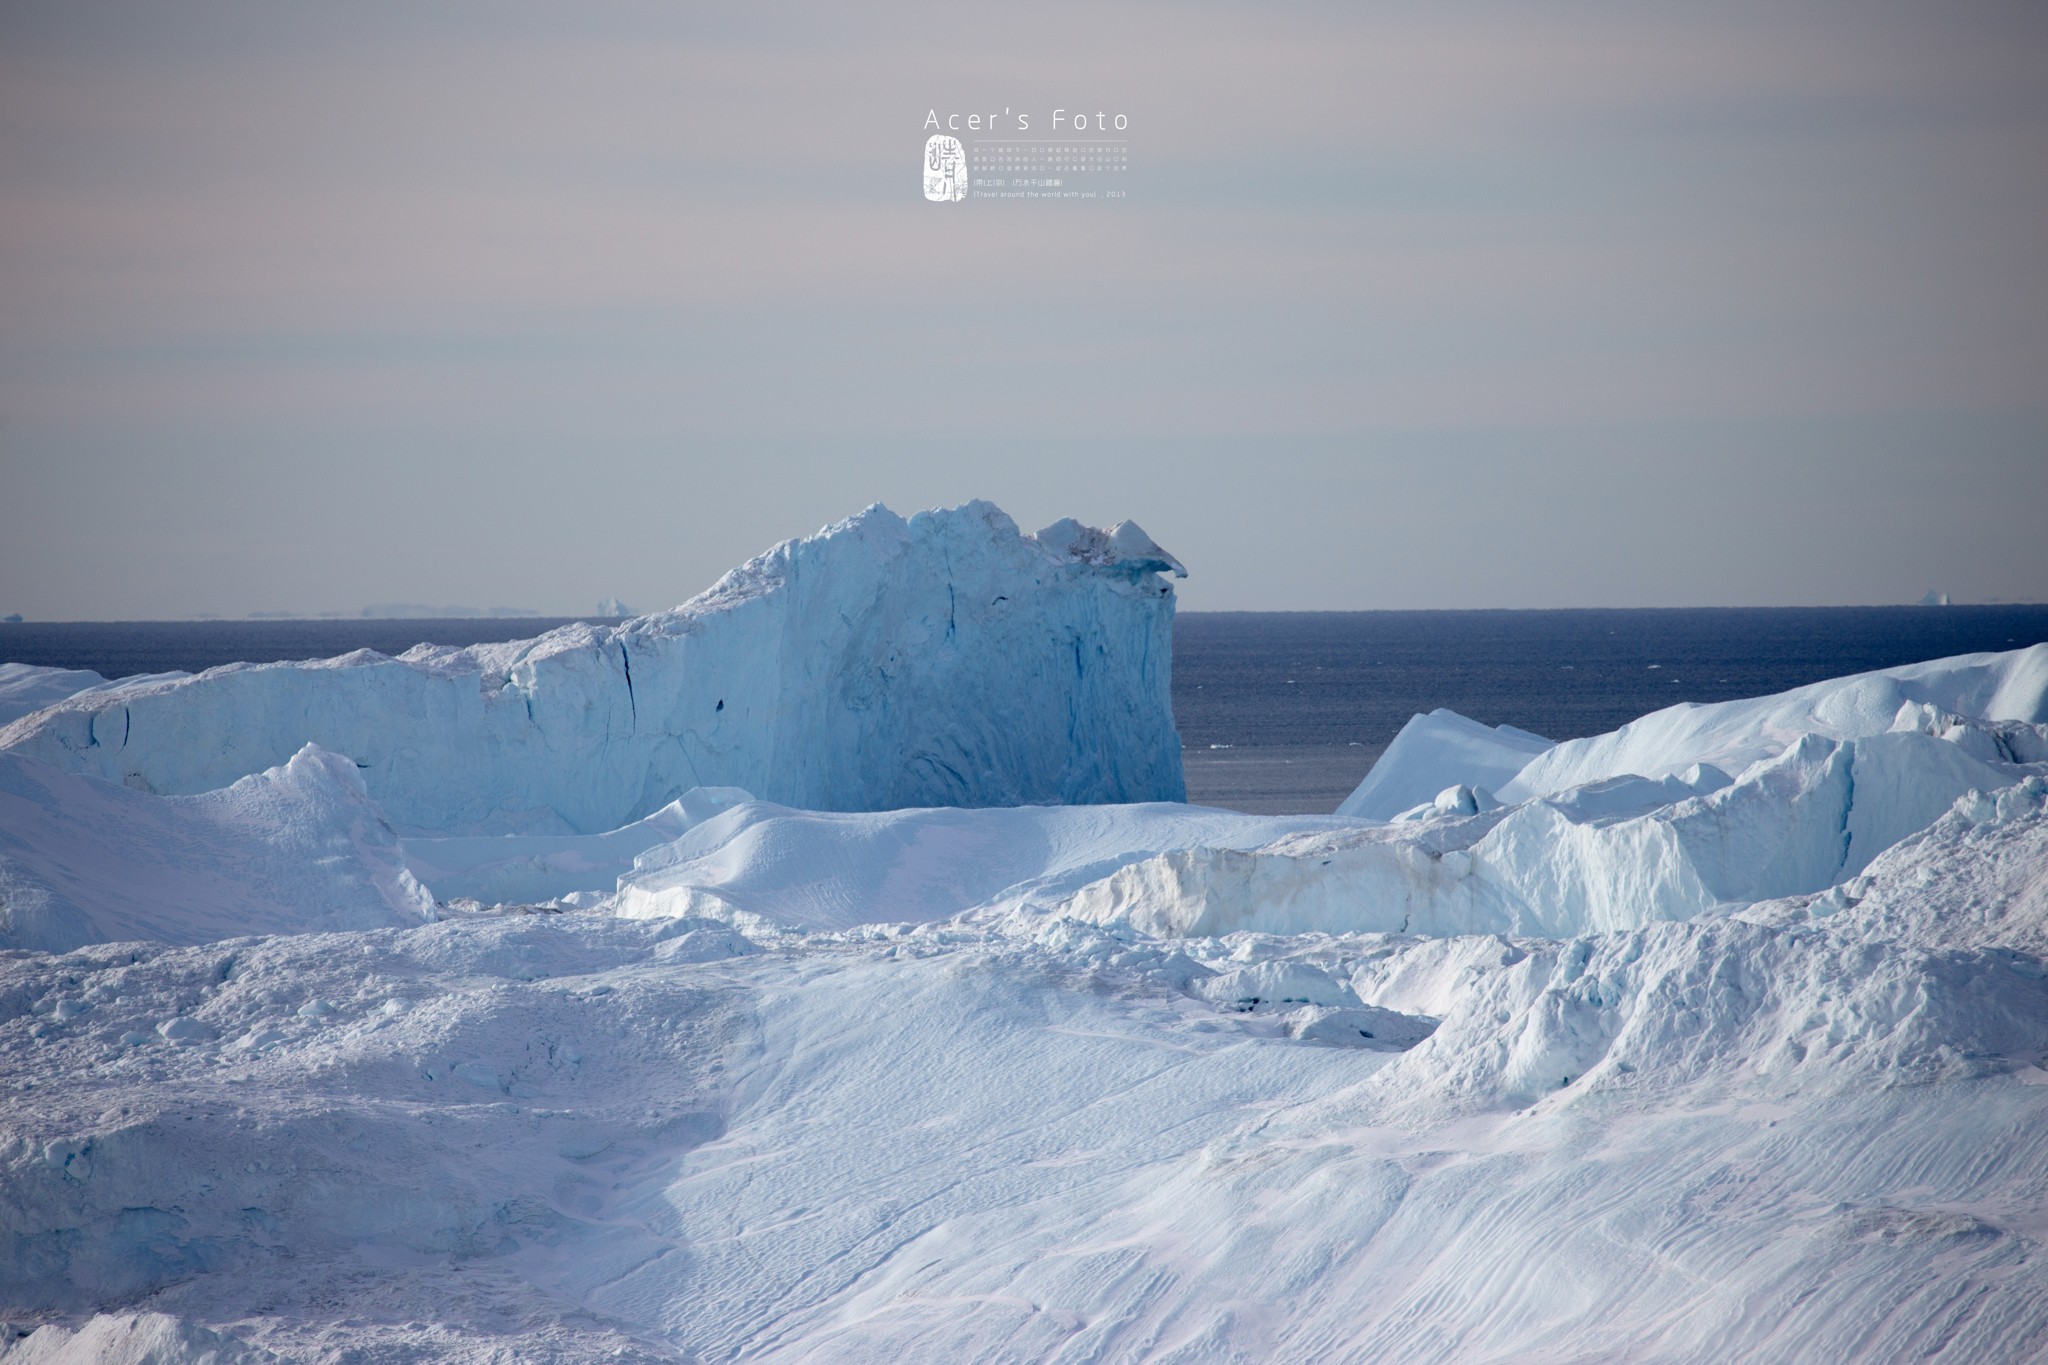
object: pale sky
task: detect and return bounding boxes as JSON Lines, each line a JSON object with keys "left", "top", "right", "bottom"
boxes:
{"left": 2, "top": 0, "right": 2045, "bottom": 617}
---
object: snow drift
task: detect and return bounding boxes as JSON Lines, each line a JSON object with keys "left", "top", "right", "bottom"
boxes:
{"left": 0, "top": 745, "right": 434, "bottom": 953}
{"left": 611, "top": 800, "right": 1347, "bottom": 933}
{"left": 1334, "top": 708, "right": 1552, "bottom": 820}
{"left": 0, "top": 503, "right": 1188, "bottom": 835}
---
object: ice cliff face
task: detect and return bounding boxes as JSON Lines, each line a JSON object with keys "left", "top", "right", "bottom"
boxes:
{"left": 0, "top": 503, "right": 1187, "bottom": 834}
{"left": 0, "top": 665, "right": 191, "bottom": 729}
{"left": 0, "top": 666, "right": 107, "bottom": 729}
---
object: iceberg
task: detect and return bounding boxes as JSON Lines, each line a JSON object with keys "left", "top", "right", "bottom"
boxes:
{"left": 0, "top": 503, "right": 1187, "bottom": 834}
{"left": 1496, "top": 644, "right": 2048, "bottom": 799}
{"left": 1075, "top": 649, "right": 2048, "bottom": 941}
{"left": 1065, "top": 737, "right": 2038, "bottom": 940}
{"left": 1331, "top": 646, "right": 2048, "bottom": 820}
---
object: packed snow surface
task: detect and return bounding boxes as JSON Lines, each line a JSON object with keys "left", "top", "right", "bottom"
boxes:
{"left": 4, "top": 564, "right": 2048, "bottom": 1360}
{"left": 0, "top": 503, "right": 1187, "bottom": 834}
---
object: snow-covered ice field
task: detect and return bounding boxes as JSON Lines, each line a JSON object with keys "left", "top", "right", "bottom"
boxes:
{"left": 4, "top": 504, "right": 2048, "bottom": 1362}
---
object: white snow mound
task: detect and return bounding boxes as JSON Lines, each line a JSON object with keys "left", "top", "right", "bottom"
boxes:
{"left": 0, "top": 744, "right": 434, "bottom": 952}
{"left": 1336, "top": 707, "right": 1552, "bottom": 820}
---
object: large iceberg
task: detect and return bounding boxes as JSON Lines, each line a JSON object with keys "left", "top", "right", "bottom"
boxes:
{"left": 1068, "top": 647, "right": 2048, "bottom": 941}
{"left": 1498, "top": 644, "right": 2048, "bottom": 798}
{"left": 0, "top": 503, "right": 1188, "bottom": 834}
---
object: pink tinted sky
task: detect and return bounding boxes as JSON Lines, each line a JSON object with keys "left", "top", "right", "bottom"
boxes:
{"left": 1, "top": 0, "right": 2045, "bottom": 616}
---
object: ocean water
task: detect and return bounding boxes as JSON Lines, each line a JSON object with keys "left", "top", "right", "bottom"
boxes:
{"left": 5, "top": 606, "right": 2047, "bottom": 813}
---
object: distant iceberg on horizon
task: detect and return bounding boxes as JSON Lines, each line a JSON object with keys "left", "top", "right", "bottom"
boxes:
{"left": 356, "top": 604, "right": 545, "bottom": 620}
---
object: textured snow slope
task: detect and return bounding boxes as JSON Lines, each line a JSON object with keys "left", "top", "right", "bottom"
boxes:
{"left": 3, "top": 792, "right": 2046, "bottom": 1362}
{"left": 0, "top": 746, "right": 434, "bottom": 953}
{"left": 0, "top": 503, "right": 1187, "bottom": 834}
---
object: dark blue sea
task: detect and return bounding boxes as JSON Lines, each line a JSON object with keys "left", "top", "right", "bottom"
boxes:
{"left": 5, "top": 607, "right": 2047, "bottom": 813}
